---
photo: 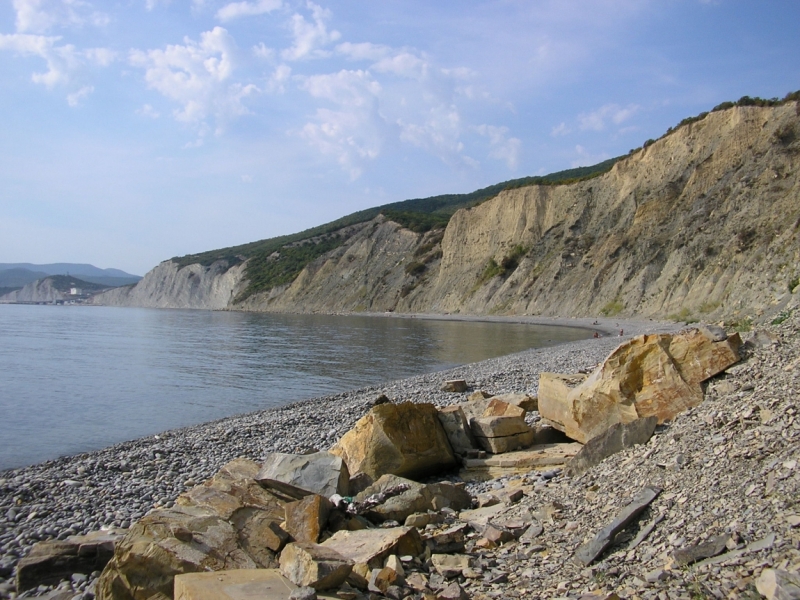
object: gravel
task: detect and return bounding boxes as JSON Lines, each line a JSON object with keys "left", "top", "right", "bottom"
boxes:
{"left": 0, "top": 317, "right": 680, "bottom": 598}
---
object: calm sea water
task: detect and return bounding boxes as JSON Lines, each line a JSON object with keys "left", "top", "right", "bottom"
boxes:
{"left": 0, "top": 305, "right": 591, "bottom": 470}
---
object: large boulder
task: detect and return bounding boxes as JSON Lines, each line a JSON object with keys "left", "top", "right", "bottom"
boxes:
{"left": 330, "top": 402, "right": 457, "bottom": 480}
{"left": 256, "top": 452, "right": 350, "bottom": 499}
{"left": 96, "top": 459, "right": 286, "bottom": 600}
{"left": 538, "top": 328, "right": 741, "bottom": 443}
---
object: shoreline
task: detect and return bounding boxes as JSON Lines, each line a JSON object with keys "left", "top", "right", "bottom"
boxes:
{"left": 0, "top": 316, "right": 682, "bottom": 594}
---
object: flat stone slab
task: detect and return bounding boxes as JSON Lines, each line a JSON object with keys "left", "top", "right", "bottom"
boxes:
{"left": 573, "top": 485, "right": 662, "bottom": 565}
{"left": 174, "top": 570, "right": 340, "bottom": 599}
{"left": 321, "top": 527, "right": 423, "bottom": 568}
{"left": 174, "top": 569, "right": 299, "bottom": 600}
{"left": 459, "top": 443, "right": 582, "bottom": 481}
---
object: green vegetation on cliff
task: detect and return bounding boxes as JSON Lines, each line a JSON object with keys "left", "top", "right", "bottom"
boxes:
{"left": 172, "top": 160, "right": 621, "bottom": 300}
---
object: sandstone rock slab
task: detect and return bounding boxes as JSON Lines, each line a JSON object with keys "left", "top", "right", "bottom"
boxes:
{"left": 256, "top": 452, "right": 350, "bottom": 499}
{"left": 567, "top": 416, "right": 658, "bottom": 476}
{"left": 483, "top": 398, "right": 526, "bottom": 418}
{"left": 490, "top": 392, "right": 537, "bottom": 412}
{"left": 459, "top": 443, "right": 581, "bottom": 481}
{"left": 756, "top": 569, "right": 800, "bottom": 600}
{"left": 321, "top": 527, "right": 424, "bottom": 570}
{"left": 174, "top": 569, "right": 301, "bottom": 600}
{"left": 279, "top": 543, "right": 353, "bottom": 591}
{"left": 470, "top": 416, "right": 534, "bottom": 454}
{"left": 539, "top": 329, "right": 741, "bottom": 443}
{"left": 330, "top": 402, "right": 456, "bottom": 480}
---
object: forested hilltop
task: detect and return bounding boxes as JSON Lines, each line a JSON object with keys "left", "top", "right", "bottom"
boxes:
{"left": 94, "top": 92, "right": 800, "bottom": 323}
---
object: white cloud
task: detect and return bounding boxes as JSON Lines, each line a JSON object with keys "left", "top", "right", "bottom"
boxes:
{"left": 0, "top": 33, "right": 78, "bottom": 88}
{"left": 252, "top": 42, "right": 274, "bottom": 59}
{"left": 145, "top": 0, "right": 171, "bottom": 10}
{"left": 301, "top": 69, "right": 380, "bottom": 105}
{"left": 397, "top": 104, "right": 466, "bottom": 165}
{"left": 372, "top": 52, "right": 427, "bottom": 80}
{"left": 474, "top": 124, "right": 521, "bottom": 169}
{"left": 551, "top": 122, "right": 571, "bottom": 136}
{"left": 66, "top": 84, "right": 93, "bottom": 106}
{"left": 136, "top": 103, "right": 160, "bottom": 118}
{"left": 578, "top": 103, "right": 640, "bottom": 131}
{"left": 336, "top": 41, "right": 390, "bottom": 62}
{"left": 84, "top": 47, "right": 116, "bottom": 66}
{"left": 130, "top": 27, "right": 259, "bottom": 129}
{"left": 216, "top": 0, "right": 282, "bottom": 22}
{"left": 12, "top": 0, "right": 109, "bottom": 34}
{"left": 299, "top": 70, "right": 384, "bottom": 179}
{"left": 281, "top": 1, "right": 341, "bottom": 61}
{"left": 267, "top": 64, "right": 291, "bottom": 92}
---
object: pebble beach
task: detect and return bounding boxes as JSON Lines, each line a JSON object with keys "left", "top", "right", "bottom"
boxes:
{"left": 0, "top": 316, "right": 691, "bottom": 598}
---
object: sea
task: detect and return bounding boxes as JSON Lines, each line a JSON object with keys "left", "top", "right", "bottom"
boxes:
{"left": 0, "top": 304, "right": 592, "bottom": 470}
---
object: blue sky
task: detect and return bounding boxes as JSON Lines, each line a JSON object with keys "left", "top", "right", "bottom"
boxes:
{"left": 1, "top": 0, "right": 798, "bottom": 275}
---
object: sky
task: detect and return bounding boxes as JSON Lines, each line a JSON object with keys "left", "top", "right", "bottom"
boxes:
{"left": 1, "top": 1, "right": 799, "bottom": 276}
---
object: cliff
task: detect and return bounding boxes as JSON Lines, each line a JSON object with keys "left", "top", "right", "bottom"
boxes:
{"left": 94, "top": 102, "right": 800, "bottom": 321}
{"left": 92, "top": 260, "right": 247, "bottom": 310}
{"left": 0, "top": 279, "right": 65, "bottom": 304}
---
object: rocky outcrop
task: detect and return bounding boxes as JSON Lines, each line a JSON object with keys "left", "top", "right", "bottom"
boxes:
{"left": 0, "top": 278, "right": 64, "bottom": 303}
{"left": 91, "top": 260, "right": 247, "bottom": 310}
{"left": 92, "top": 103, "right": 800, "bottom": 321}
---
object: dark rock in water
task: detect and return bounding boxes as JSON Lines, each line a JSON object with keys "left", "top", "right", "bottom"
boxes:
{"left": 567, "top": 416, "right": 658, "bottom": 476}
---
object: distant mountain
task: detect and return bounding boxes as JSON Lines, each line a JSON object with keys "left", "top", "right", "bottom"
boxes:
{"left": 0, "top": 267, "right": 50, "bottom": 288}
{"left": 0, "top": 263, "right": 141, "bottom": 290}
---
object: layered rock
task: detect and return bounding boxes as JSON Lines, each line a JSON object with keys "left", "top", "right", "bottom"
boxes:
{"left": 96, "top": 459, "right": 285, "bottom": 599}
{"left": 538, "top": 327, "right": 741, "bottom": 443}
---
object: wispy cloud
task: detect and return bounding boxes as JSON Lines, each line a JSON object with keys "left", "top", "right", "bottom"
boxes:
{"left": 130, "top": 27, "right": 259, "bottom": 131}
{"left": 66, "top": 84, "right": 93, "bottom": 106}
{"left": 578, "top": 103, "right": 640, "bottom": 131}
{"left": 136, "top": 103, "right": 160, "bottom": 118}
{"left": 216, "top": 0, "right": 282, "bottom": 22}
{"left": 13, "top": 0, "right": 110, "bottom": 34}
{"left": 474, "top": 125, "right": 521, "bottom": 169}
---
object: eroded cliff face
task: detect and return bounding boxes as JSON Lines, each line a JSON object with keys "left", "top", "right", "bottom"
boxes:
{"left": 96, "top": 103, "right": 800, "bottom": 320}
{"left": 91, "top": 260, "right": 247, "bottom": 310}
{"left": 0, "top": 279, "right": 63, "bottom": 304}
